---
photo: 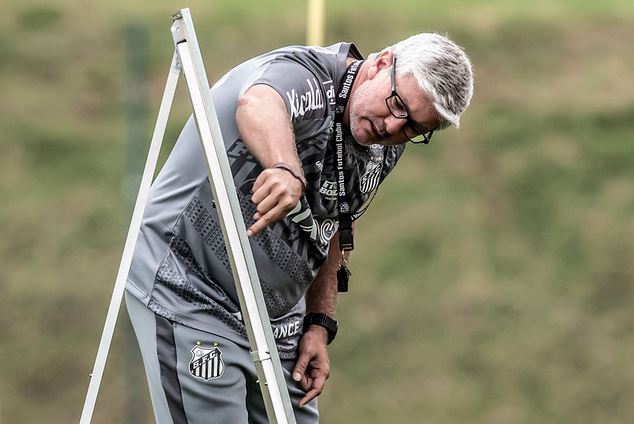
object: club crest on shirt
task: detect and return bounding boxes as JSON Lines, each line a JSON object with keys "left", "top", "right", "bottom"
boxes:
{"left": 359, "top": 160, "right": 383, "bottom": 193}
{"left": 189, "top": 345, "right": 225, "bottom": 381}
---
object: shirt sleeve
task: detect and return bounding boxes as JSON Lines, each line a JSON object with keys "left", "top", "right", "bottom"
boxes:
{"left": 249, "top": 56, "right": 331, "bottom": 125}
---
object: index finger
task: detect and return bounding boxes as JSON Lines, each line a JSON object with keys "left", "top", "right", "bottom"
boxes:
{"left": 298, "top": 375, "right": 326, "bottom": 407}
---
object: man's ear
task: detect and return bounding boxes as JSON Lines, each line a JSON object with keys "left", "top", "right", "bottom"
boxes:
{"left": 367, "top": 50, "right": 394, "bottom": 79}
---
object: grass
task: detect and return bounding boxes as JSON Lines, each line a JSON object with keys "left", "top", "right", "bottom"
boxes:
{"left": 2, "top": 0, "right": 634, "bottom": 423}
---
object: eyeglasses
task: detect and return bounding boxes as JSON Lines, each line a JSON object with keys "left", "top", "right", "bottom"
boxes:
{"left": 385, "top": 56, "right": 435, "bottom": 144}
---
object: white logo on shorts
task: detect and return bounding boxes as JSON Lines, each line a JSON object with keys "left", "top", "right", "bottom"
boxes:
{"left": 189, "top": 345, "right": 225, "bottom": 381}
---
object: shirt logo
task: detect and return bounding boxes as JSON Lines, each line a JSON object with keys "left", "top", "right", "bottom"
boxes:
{"left": 286, "top": 78, "right": 325, "bottom": 119}
{"left": 189, "top": 344, "right": 225, "bottom": 381}
{"left": 272, "top": 320, "right": 302, "bottom": 339}
{"left": 359, "top": 161, "right": 383, "bottom": 193}
{"left": 319, "top": 180, "right": 337, "bottom": 199}
{"left": 325, "top": 82, "right": 335, "bottom": 105}
{"left": 317, "top": 218, "right": 338, "bottom": 245}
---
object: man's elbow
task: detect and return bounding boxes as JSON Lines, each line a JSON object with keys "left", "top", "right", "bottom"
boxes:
{"left": 235, "top": 93, "right": 261, "bottom": 133}
{"left": 236, "top": 92, "right": 255, "bottom": 119}
{"left": 236, "top": 92, "right": 254, "bottom": 110}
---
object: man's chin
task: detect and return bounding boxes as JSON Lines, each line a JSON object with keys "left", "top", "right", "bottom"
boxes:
{"left": 350, "top": 125, "right": 375, "bottom": 146}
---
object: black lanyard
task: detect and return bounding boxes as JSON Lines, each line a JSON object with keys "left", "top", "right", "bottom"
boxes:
{"left": 331, "top": 60, "right": 363, "bottom": 291}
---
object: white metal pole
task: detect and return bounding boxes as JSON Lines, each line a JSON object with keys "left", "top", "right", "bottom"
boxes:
{"left": 79, "top": 52, "right": 181, "bottom": 424}
{"left": 171, "top": 9, "right": 295, "bottom": 423}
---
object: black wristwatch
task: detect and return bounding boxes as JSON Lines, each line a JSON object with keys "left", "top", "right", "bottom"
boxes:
{"left": 303, "top": 313, "right": 338, "bottom": 344}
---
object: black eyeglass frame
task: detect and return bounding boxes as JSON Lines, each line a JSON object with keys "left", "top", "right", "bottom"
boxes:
{"left": 385, "top": 56, "right": 436, "bottom": 144}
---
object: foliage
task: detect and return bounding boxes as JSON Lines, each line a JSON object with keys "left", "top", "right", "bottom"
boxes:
{"left": 1, "top": 0, "right": 633, "bottom": 422}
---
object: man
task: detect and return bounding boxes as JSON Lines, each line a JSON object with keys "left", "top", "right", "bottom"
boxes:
{"left": 125, "top": 32, "right": 473, "bottom": 423}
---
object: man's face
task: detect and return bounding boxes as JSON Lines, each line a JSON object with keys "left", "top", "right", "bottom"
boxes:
{"left": 348, "top": 60, "right": 438, "bottom": 146}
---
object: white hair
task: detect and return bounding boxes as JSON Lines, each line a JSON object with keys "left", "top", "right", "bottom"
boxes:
{"left": 372, "top": 33, "right": 474, "bottom": 129}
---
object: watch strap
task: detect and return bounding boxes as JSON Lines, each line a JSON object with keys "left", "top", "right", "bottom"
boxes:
{"left": 303, "top": 312, "right": 338, "bottom": 344}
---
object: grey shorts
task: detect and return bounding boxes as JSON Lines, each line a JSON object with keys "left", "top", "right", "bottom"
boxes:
{"left": 125, "top": 293, "right": 319, "bottom": 424}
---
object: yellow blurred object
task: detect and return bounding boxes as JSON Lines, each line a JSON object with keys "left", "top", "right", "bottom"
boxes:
{"left": 306, "top": 0, "right": 325, "bottom": 46}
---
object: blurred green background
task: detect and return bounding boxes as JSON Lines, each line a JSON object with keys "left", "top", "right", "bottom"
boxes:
{"left": 2, "top": 0, "right": 634, "bottom": 422}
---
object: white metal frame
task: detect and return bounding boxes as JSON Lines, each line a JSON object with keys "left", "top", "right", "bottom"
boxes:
{"left": 80, "top": 8, "right": 295, "bottom": 424}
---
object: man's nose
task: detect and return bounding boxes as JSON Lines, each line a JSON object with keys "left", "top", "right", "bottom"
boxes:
{"left": 384, "top": 114, "right": 406, "bottom": 135}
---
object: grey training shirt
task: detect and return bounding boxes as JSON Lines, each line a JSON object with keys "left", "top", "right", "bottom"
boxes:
{"left": 126, "top": 42, "right": 406, "bottom": 358}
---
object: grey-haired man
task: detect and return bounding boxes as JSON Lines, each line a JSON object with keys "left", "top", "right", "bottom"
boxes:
{"left": 125, "top": 33, "right": 473, "bottom": 423}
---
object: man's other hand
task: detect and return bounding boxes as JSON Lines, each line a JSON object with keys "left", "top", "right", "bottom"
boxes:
{"left": 292, "top": 326, "right": 330, "bottom": 407}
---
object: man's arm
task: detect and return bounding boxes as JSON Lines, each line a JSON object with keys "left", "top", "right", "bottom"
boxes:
{"left": 293, "top": 231, "right": 351, "bottom": 406}
{"left": 235, "top": 84, "right": 304, "bottom": 236}
{"left": 306, "top": 231, "right": 344, "bottom": 317}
